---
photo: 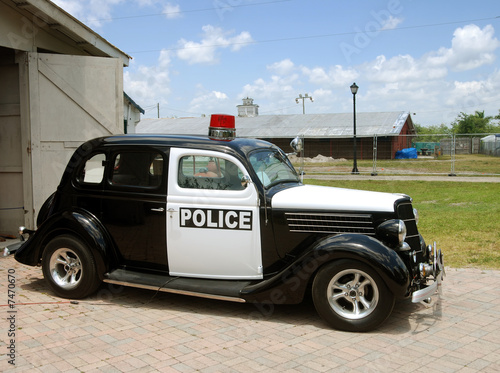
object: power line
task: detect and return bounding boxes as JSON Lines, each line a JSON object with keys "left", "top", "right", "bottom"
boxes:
{"left": 83, "top": 0, "right": 292, "bottom": 23}
{"left": 143, "top": 104, "right": 204, "bottom": 117}
{"left": 128, "top": 16, "right": 499, "bottom": 54}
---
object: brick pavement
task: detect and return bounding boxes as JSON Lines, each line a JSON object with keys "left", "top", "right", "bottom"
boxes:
{"left": 1, "top": 251, "right": 499, "bottom": 372}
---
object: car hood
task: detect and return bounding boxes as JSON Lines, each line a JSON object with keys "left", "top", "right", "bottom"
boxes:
{"left": 271, "top": 184, "right": 408, "bottom": 213}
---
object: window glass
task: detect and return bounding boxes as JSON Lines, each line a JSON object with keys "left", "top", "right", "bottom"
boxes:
{"left": 249, "top": 149, "right": 299, "bottom": 188}
{"left": 80, "top": 153, "right": 106, "bottom": 184}
{"left": 111, "top": 152, "right": 163, "bottom": 188}
{"left": 178, "top": 155, "right": 244, "bottom": 190}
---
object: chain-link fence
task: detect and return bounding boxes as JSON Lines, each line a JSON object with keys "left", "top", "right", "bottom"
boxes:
{"left": 282, "top": 133, "right": 500, "bottom": 177}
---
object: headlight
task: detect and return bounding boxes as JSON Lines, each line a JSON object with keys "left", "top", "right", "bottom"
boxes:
{"left": 376, "top": 219, "right": 407, "bottom": 248}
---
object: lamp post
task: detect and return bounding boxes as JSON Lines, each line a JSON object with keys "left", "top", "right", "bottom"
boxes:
{"left": 350, "top": 83, "right": 359, "bottom": 174}
{"left": 295, "top": 93, "right": 313, "bottom": 114}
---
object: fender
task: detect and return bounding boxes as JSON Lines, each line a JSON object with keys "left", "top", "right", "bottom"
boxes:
{"left": 14, "top": 209, "right": 116, "bottom": 279}
{"left": 241, "top": 234, "right": 410, "bottom": 304}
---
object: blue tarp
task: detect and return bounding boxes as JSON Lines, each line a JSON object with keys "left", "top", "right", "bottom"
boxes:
{"left": 395, "top": 148, "right": 418, "bottom": 159}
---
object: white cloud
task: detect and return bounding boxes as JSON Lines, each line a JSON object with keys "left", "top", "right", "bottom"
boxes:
{"left": 267, "top": 59, "right": 295, "bottom": 75}
{"left": 124, "top": 50, "right": 172, "bottom": 107}
{"left": 429, "top": 24, "right": 500, "bottom": 71}
{"left": 203, "top": 23, "right": 500, "bottom": 121}
{"left": 241, "top": 74, "right": 299, "bottom": 99}
{"left": 134, "top": 0, "right": 157, "bottom": 6}
{"left": 358, "top": 25, "right": 500, "bottom": 86}
{"left": 239, "top": 73, "right": 301, "bottom": 114}
{"left": 52, "top": 0, "right": 83, "bottom": 17}
{"left": 53, "top": 0, "right": 183, "bottom": 28}
{"left": 445, "top": 71, "right": 500, "bottom": 113}
{"left": 176, "top": 25, "right": 253, "bottom": 65}
{"left": 302, "top": 65, "right": 358, "bottom": 88}
{"left": 362, "top": 54, "right": 448, "bottom": 84}
{"left": 380, "top": 16, "right": 403, "bottom": 31}
{"left": 278, "top": 24, "right": 500, "bottom": 120}
{"left": 188, "top": 88, "right": 229, "bottom": 114}
{"left": 163, "top": 3, "right": 182, "bottom": 19}
{"left": 52, "top": 0, "right": 125, "bottom": 28}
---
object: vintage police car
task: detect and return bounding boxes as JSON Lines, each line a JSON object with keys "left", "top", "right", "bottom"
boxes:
{"left": 9, "top": 114, "right": 443, "bottom": 332}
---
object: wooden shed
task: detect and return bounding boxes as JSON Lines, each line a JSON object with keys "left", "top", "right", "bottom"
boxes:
{"left": 0, "top": 0, "right": 130, "bottom": 234}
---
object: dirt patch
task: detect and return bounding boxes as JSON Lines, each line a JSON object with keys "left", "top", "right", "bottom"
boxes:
{"left": 288, "top": 154, "right": 347, "bottom": 163}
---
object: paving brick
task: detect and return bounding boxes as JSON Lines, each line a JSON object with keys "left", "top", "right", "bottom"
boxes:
{"left": 2, "top": 256, "right": 500, "bottom": 372}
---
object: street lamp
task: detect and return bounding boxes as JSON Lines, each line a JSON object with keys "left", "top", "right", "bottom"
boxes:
{"left": 350, "top": 83, "right": 359, "bottom": 174}
{"left": 295, "top": 93, "right": 313, "bottom": 114}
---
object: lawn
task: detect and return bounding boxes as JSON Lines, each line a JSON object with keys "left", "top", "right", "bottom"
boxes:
{"left": 300, "top": 154, "right": 500, "bottom": 176}
{"left": 303, "top": 179, "right": 500, "bottom": 270}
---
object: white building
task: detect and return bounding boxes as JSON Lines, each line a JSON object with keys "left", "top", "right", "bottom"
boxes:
{"left": 237, "top": 97, "right": 259, "bottom": 117}
{"left": 481, "top": 134, "right": 500, "bottom": 156}
{"left": 124, "top": 92, "right": 145, "bottom": 134}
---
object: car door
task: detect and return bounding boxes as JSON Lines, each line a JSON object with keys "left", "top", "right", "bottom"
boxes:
{"left": 166, "top": 148, "right": 262, "bottom": 280}
{"left": 101, "top": 149, "right": 168, "bottom": 271}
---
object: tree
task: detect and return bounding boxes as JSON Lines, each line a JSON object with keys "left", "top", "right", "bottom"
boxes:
{"left": 414, "top": 123, "right": 452, "bottom": 142}
{"left": 451, "top": 111, "right": 494, "bottom": 134}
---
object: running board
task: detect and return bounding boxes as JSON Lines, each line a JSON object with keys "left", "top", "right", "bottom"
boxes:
{"left": 103, "top": 269, "right": 251, "bottom": 303}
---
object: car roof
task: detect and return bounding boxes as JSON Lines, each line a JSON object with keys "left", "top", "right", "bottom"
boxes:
{"left": 81, "top": 134, "right": 280, "bottom": 159}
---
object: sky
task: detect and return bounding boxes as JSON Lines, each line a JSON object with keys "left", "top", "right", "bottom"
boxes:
{"left": 51, "top": 0, "right": 500, "bottom": 126}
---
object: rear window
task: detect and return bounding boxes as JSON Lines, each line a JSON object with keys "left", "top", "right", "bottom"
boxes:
{"left": 78, "top": 153, "right": 106, "bottom": 184}
{"left": 111, "top": 152, "right": 164, "bottom": 188}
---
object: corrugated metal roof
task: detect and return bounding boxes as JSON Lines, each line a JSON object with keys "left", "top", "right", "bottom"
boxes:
{"left": 136, "top": 112, "right": 411, "bottom": 138}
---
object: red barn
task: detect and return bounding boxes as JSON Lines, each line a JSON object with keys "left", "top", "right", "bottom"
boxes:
{"left": 138, "top": 112, "right": 416, "bottom": 160}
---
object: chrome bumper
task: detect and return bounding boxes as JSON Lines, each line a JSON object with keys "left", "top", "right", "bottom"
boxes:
{"left": 412, "top": 242, "right": 445, "bottom": 303}
{"left": 2, "top": 226, "right": 32, "bottom": 257}
{"left": 3, "top": 241, "right": 24, "bottom": 257}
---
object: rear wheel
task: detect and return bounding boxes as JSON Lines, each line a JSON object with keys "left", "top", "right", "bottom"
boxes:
{"left": 42, "top": 235, "right": 101, "bottom": 299}
{"left": 312, "top": 260, "right": 395, "bottom": 332}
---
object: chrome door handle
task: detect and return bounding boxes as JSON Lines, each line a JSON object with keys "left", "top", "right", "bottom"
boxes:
{"left": 167, "top": 207, "right": 176, "bottom": 218}
{"left": 151, "top": 207, "right": 165, "bottom": 212}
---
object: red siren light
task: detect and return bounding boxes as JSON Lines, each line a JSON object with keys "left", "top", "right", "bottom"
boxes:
{"left": 208, "top": 114, "right": 236, "bottom": 140}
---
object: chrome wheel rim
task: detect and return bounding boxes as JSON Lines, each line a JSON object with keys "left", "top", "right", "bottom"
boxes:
{"left": 48, "top": 248, "right": 82, "bottom": 290}
{"left": 327, "top": 269, "right": 379, "bottom": 320}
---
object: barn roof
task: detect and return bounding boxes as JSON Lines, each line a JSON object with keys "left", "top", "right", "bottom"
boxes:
{"left": 136, "top": 111, "right": 413, "bottom": 139}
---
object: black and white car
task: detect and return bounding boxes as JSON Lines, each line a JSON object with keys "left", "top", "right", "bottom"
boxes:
{"left": 7, "top": 114, "right": 444, "bottom": 332}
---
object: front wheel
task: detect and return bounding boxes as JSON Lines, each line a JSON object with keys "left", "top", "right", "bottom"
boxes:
{"left": 312, "top": 260, "right": 395, "bottom": 332}
{"left": 42, "top": 235, "right": 101, "bottom": 299}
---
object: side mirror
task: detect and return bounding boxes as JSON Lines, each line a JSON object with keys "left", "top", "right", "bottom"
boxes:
{"left": 290, "top": 136, "right": 303, "bottom": 153}
{"left": 241, "top": 175, "right": 251, "bottom": 188}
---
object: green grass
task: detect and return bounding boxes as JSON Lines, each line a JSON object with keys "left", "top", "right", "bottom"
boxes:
{"left": 304, "top": 179, "right": 500, "bottom": 270}
{"left": 299, "top": 154, "right": 500, "bottom": 176}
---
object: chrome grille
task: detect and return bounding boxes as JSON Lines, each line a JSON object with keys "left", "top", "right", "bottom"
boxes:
{"left": 396, "top": 202, "right": 418, "bottom": 237}
{"left": 396, "top": 201, "right": 420, "bottom": 249}
{"left": 285, "top": 212, "right": 375, "bottom": 235}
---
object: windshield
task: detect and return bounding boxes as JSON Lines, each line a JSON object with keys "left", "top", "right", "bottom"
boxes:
{"left": 249, "top": 149, "right": 299, "bottom": 188}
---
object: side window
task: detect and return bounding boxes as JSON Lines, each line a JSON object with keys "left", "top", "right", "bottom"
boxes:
{"left": 111, "top": 151, "right": 164, "bottom": 188}
{"left": 178, "top": 155, "right": 244, "bottom": 191}
{"left": 79, "top": 153, "right": 106, "bottom": 184}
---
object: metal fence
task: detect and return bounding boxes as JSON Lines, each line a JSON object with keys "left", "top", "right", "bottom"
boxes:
{"left": 287, "top": 133, "right": 500, "bottom": 177}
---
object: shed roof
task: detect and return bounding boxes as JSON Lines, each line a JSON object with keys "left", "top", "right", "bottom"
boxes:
{"left": 136, "top": 112, "right": 412, "bottom": 139}
{"left": 124, "top": 92, "right": 145, "bottom": 114}
{"left": 481, "top": 134, "right": 500, "bottom": 142}
{"left": 8, "top": 0, "right": 130, "bottom": 66}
